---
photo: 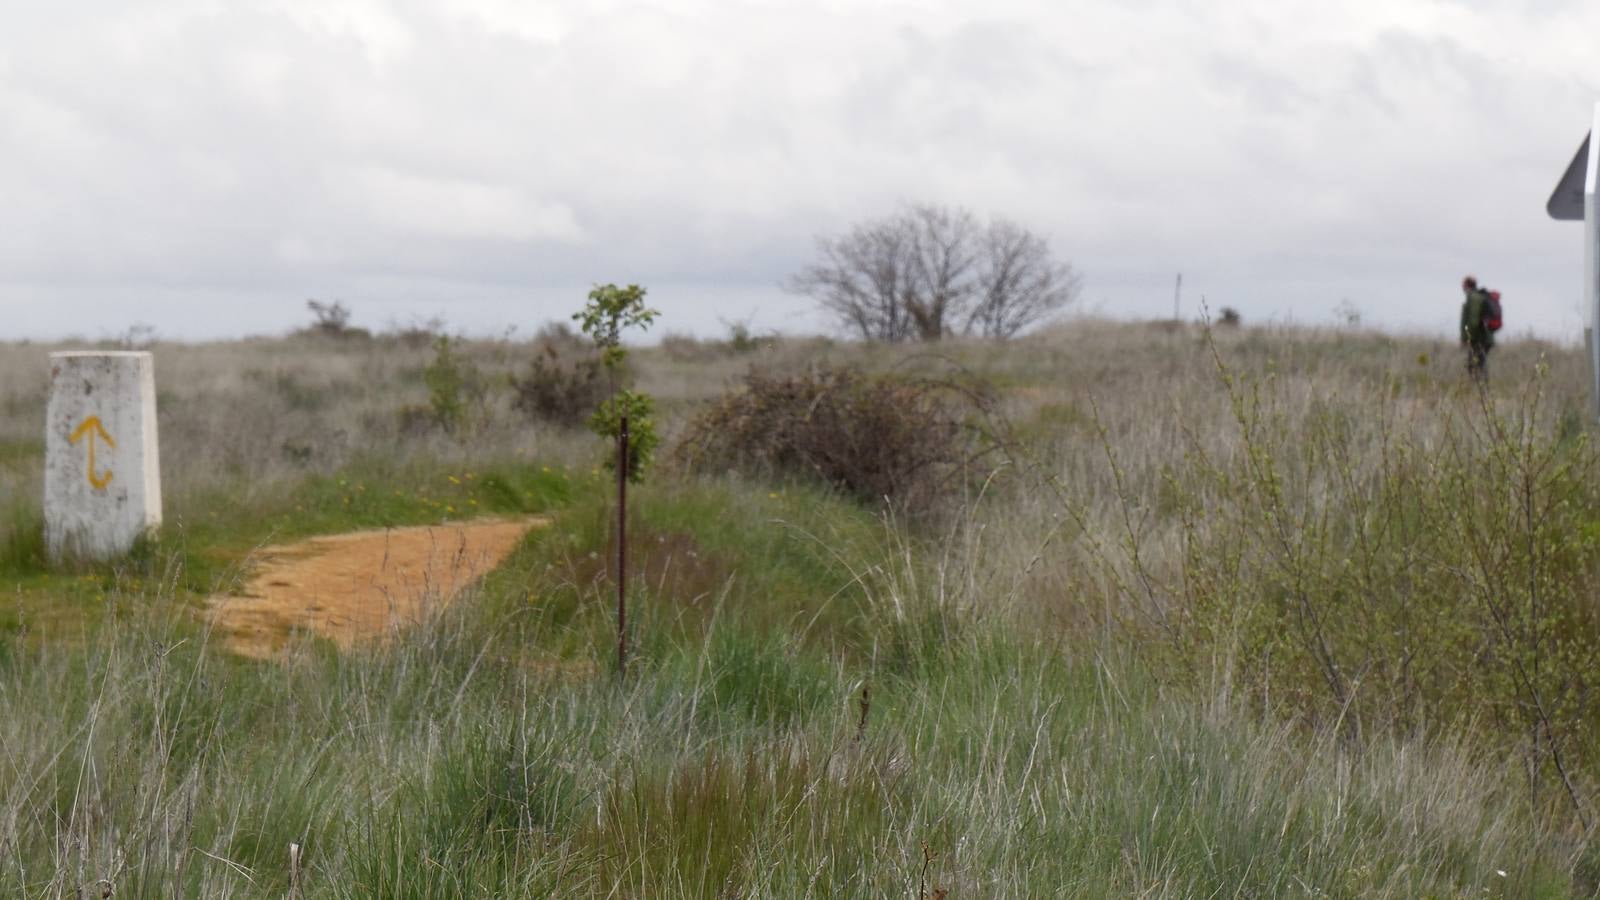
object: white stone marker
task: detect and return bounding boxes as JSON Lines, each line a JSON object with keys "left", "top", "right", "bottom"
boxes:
{"left": 43, "top": 352, "right": 162, "bottom": 562}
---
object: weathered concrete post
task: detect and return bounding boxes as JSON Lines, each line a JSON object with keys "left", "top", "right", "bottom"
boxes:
{"left": 43, "top": 352, "right": 162, "bottom": 562}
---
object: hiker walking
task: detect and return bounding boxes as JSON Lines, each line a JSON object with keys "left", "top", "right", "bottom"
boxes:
{"left": 1459, "top": 276, "right": 1500, "bottom": 382}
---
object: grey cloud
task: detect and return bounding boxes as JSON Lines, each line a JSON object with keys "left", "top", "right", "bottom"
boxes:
{"left": 1, "top": 0, "right": 1598, "bottom": 341}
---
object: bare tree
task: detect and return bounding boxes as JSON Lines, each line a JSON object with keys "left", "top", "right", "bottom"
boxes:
{"left": 968, "top": 218, "right": 1083, "bottom": 338}
{"left": 902, "top": 205, "right": 979, "bottom": 341}
{"left": 786, "top": 216, "right": 914, "bottom": 342}
{"left": 787, "top": 204, "right": 1078, "bottom": 342}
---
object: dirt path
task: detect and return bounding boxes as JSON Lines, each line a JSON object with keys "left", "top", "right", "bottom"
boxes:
{"left": 206, "top": 518, "right": 546, "bottom": 659}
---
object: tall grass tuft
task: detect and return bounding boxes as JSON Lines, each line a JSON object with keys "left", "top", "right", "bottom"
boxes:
{"left": 1040, "top": 332, "right": 1600, "bottom": 830}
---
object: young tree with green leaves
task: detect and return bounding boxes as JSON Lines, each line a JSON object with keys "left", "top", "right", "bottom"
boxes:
{"left": 574, "top": 283, "right": 660, "bottom": 679}
{"left": 574, "top": 284, "right": 660, "bottom": 482}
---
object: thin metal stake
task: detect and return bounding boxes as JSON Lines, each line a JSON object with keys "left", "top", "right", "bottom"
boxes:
{"left": 617, "top": 415, "right": 628, "bottom": 679}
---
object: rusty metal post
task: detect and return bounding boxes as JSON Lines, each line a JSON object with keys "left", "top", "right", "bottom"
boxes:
{"left": 617, "top": 415, "right": 629, "bottom": 678}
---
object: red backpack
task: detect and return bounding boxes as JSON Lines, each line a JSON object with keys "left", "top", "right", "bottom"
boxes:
{"left": 1484, "top": 290, "right": 1503, "bottom": 332}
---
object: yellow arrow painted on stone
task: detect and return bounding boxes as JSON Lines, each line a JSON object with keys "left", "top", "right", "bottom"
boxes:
{"left": 69, "top": 415, "right": 116, "bottom": 490}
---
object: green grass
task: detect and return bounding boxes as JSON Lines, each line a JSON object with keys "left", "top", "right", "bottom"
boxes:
{"left": 0, "top": 437, "right": 42, "bottom": 472}
{"left": 480, "top": 478, "right": 889, "bottom": 666}
{"left": 0, "top": 499, "right": 45, "bottom": 575}
{"left": 0, "top": 595, "right": 1579, "bottom": 896}
{"left": 3, "top": 323, "right": 1600, "bottom": 894}
{"left": 0, "top": 472, "right": 1586, "bottom": 896}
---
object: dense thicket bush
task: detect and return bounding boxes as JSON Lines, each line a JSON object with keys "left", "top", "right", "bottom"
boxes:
{"left": 510, "top": 343, "right": 607, "bottom": 427}
{"left": 675, "top": 367, "right": 994, "bottom": 513}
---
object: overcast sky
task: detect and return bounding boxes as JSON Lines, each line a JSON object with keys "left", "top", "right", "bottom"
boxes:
{"left": 2, "top": 0, "right": 1598, "bottom": 342}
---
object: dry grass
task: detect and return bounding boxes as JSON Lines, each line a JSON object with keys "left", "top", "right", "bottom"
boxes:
{"left": 1, "top": 317, "right": 1597, "bottom": 894}
{"left": 0, "top": 333, "right": 590, "bottom": 512}
{"left": 2, "top": 318, "right": 1586, "bottom": 620}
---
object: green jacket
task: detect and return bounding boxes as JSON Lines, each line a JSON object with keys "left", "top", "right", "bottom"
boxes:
{"left": 1461, "top": 288, "right": 1494, "bottom": 348}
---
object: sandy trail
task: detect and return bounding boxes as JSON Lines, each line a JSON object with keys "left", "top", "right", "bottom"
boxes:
{"left": 206, "top": 518, "right": 545, "bottom": 659}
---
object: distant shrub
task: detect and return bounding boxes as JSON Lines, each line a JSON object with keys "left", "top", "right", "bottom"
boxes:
{"left": 720, "top": 317, "right": 766, "bottom": 355}
{"left": 510, "top": 344, "right": 608, "bottom": 427}
{"left": 304, "top": 300, "right": 371, "bottom": 340}
{"left": 385, "top": 315, "right": 445, "bottom": 350}
{"left": 116, "top": 323, "right": 157, "bottom": 350}
{"left": 675, "top": 367, "right": 995, "bottom": 513}
{"left": 533, "top": 320, "right": 585, "bottom": 350}
{"left": 1217, "top": 307, "right": 1242, "bottom": 327}
{"left": 1334, "top": 299, "right": 1361, "bottom": 328}
{"left": 660, "top": 321, "right": 770, "bottom": 362}
{"left": 658, "top": 333, "right": 715, "bottom": 362}
{"left": 423, "top": 335, "right": 487, "bottom": 433}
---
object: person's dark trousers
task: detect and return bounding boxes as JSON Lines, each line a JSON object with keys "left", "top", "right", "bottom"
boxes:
{"left": 1466, "top": 343, "right": 1490, "bottom": 382}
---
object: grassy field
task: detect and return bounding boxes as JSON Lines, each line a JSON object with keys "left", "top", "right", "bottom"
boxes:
{"left": 0, "top": 319, "right": 1597, "bottom": 896}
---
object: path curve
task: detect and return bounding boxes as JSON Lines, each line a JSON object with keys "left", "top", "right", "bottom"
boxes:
{"left": 206, "top": 517, "right": 546, "bottom": 659}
